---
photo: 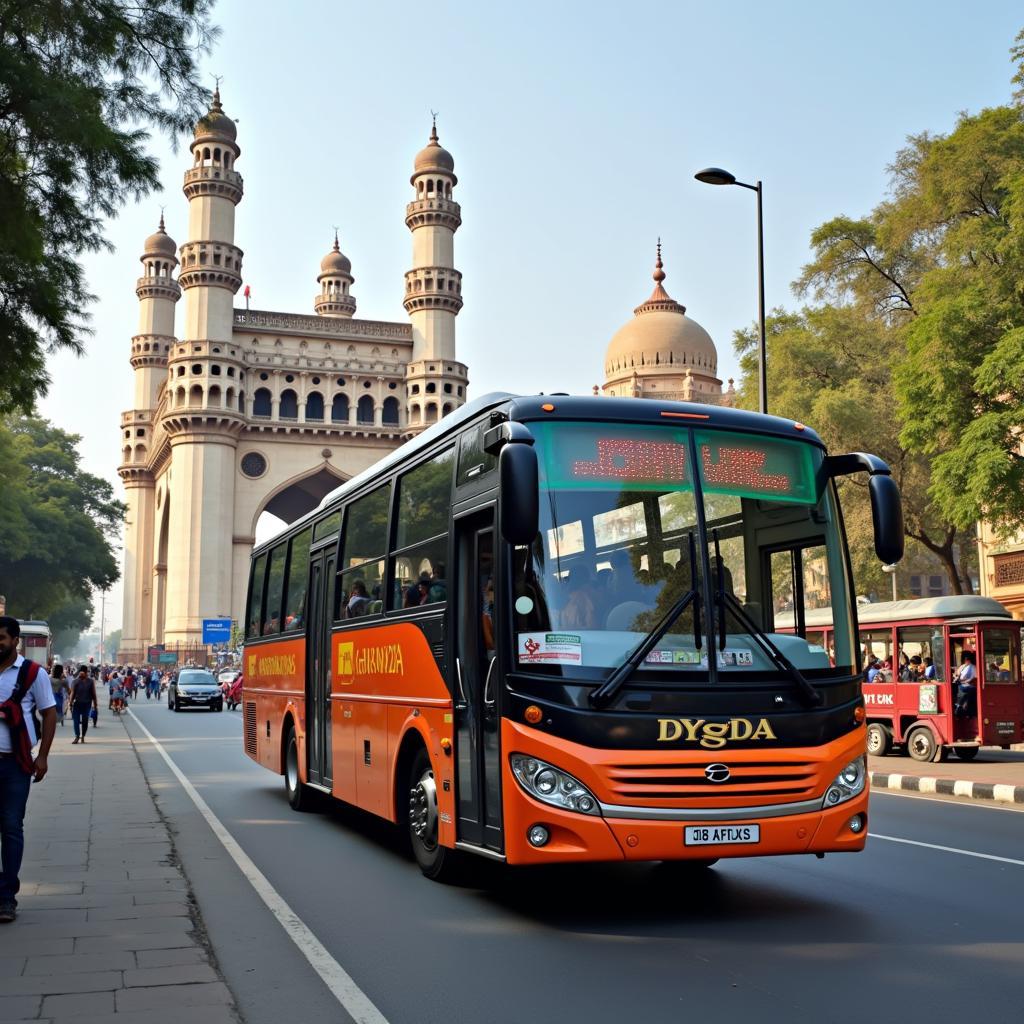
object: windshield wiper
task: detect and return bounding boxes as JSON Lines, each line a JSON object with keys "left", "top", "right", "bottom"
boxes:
{"left": 720, "top": 593, "right": 823, "bottom": 707}
{"left": 590, "top": 532, "right": 702, "bottom": 710}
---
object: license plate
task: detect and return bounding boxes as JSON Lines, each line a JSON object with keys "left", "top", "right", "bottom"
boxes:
{"left": 684, "top": 824, "right": 760, "bottom": 846}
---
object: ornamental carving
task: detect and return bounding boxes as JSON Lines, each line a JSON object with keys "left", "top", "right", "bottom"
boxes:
{"left": 234, "top": 309, "right": 412, "bottom": 342}
{"left": 994, "top": 552, "right": 1024, "bottom": 588}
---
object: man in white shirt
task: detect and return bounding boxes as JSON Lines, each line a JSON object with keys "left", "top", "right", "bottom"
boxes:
{"left": 0, "top": 616, "right": 57, "bottom": 923}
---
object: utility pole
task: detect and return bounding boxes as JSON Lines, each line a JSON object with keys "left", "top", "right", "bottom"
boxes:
{"left": 98, "top": 589, "right": 107, "bottom": 665}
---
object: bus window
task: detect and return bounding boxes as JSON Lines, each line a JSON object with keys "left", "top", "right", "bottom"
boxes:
{"left": 283, "top": 528, "right": 312, "bottom": 631}
{"left": 983, "top": 628, "right": 1018, "bottom": 685}
{"left": 246, "top": 553, "right": 267, "bottom": 639}
{"left": 896, "top": 626, "right": 941, "bottom": 681}
{"left": 263, "top": 544, "right": 286, "bottom": 635}
{"left": 768, "top": 544, "right": 829, "bottom": 635}
{"left": 313, "top": 509, "right": 341, "bottom": 542}
{"left": 456, "top": 423, "right": 497, "bottom": 487}
{"left": 390, "top": 449, "right": 454, "bottom": 609}
{"left": 861, "top": 628, "right": 893, "bottom": 681}
{"left": 339, "top": 484, "right": 390, "bottom": 618}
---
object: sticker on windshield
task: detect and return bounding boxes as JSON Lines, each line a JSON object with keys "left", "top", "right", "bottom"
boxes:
{"left": 673, "top": 650, "right": 703, "bottom": 665}
{"left": 718, "top": 648, "right": 754, "bottom": 668}
{"left": 645, "top": 650, "right": 674, "bottom": 664}
{"left": 518, "top": 632, "right": 583, "bottom": 665}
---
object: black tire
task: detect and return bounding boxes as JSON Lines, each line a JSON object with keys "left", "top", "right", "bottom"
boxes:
{"left": 905, "top": 725, "right": 937, "bottom": 763}
{"left": 406, "top": 747, "right": 460, "bottom": 881}
{"left": 866, "top": 722, "right": 893, "bottom": 757}
{"left": 954, "top": 745, "right": 979, "bottom": 761}
{"left": 284, "top": 726, "right": 313, "bottom": 812}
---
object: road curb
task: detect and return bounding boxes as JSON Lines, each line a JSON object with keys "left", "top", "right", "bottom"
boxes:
{"left": 870, "top": 771, "right": 1024, "bottom": 805}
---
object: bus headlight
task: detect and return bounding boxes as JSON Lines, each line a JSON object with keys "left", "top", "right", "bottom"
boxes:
{"left": 822, "top": 756, "right": 866, "bottom": 808}
{"left": 510, "top": 755, "right": 602, "bottom": 816}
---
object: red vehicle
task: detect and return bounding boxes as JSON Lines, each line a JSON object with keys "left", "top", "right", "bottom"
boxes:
{"left": 792, "top": 596, "right": 1023, "bottom": 762}
{"left": 226, "top": 675, "right": 244, "bottom": 711}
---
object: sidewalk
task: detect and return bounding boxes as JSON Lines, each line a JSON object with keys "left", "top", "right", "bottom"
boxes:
{"left": 0, "top": 712, "right": 241, "bottom": 1024}
{"left": 869, "top": 748, "right": 1024, "bottom": 805}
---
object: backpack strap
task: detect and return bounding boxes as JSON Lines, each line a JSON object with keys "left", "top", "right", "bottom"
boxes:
{"left": 13, "top": 660, "right": 40, "bottom": 702}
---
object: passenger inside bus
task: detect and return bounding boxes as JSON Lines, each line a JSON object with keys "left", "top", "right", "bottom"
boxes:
{"left": 954, "top": 651, "right": 977, "bottom": 716}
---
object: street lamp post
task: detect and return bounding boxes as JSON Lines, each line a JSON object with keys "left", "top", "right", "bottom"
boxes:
{"left": 881, "top": 564, "right": 898, "bottom": 602}
{"left": 694, "top": 167, "right": 767, "bottom": 415}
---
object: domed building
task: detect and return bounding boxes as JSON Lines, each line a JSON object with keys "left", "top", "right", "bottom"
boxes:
{"left": 601, "top": 243, "right": 734, "bottom": 406}
{"left": 117, "top": 96, "right": 469, "bottom": 660}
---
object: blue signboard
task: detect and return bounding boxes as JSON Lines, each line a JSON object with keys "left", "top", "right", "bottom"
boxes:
{"left": 202, "top": 618, "right": 232, "bottom": 645}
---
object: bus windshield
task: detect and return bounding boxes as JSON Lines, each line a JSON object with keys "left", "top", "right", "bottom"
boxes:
{"left": 512, "top": 421, "right": 855, "bottom": 682}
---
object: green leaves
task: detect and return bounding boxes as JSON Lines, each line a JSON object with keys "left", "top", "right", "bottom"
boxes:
{"left": 0, "top": 0, "right": 218, "bottom": 414}
{"left": 0, "top": 416, "right": 125, "bottom": 635}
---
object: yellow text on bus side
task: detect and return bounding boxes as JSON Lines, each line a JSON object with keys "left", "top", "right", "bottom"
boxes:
{"left": 247, "top": 653, "right": 297, "bottom": 678}
{"left": 657, "top": 717, "right": 777, "bottom": 747}
{"left": 337, "top": 641, "right": 404, "bottom": 680}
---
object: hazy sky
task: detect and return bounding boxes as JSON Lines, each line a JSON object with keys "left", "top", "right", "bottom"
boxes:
{"left": 40, "top": 0, "right": 1023, "bottom": 631}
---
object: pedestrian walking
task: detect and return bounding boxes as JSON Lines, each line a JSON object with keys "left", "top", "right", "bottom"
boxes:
{"left": 69, "top": 666, "right": 98, "bottom": 744}
{"left": 0, "top": 616, "right": 57, "bottom": 924}
{"left": 50, "top": 663, "right": 70, "bottom": 728}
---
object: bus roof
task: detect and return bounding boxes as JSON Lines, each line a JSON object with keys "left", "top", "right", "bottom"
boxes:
{"left": 855, "top": 595, "right": 1013, "bottom": 624}
{"left": 255, "top": 391, "right": 829, "bottom": 552}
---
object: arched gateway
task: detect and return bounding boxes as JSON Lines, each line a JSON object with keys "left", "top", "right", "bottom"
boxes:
{"left": 117, "top": 95, "right": 469, "bottom": 662}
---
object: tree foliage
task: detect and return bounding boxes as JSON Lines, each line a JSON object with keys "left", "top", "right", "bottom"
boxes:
{"left": 0, "top": 417, "right": 124, "bottom": 637}
{"left": 0, "top": 0, "right": 218, "bottom": 414}
{"left": 730, "top": 34, "right": 1024, "bottom": 591}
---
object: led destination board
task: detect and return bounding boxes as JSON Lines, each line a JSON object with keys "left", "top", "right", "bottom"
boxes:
{"left": 537, "top": 422, "right": 819, "bottom": 504}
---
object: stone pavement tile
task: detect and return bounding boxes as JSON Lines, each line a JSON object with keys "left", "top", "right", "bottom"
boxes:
{"left": 0, "top": 997, "right": 41, "bottom": 1020}
{"left": 10, "top": 915, "right": 193, "bottom": 941}
{"left": 0, "top": 937, "right": 74, "bottom": 958}
{"left": 124, "top": 867, "right": 181, "bottom": 881}
{"left": 31, "top": 883, "right": 85, "bottom": 897}
{"left": 87, "top": 903, "right": 189, "bottom": 922}
{"left": 40, "top": 990, "right": 115, "bottom": 1018}
{"left": 115, "top": 982, "right": 233, "bottom": 1012}
{"left": 24, "top": 952, "right": 135, "bottom": 975}
{"left": 67, "top": 1010, "right": 235, "bottom": 1024}
{"left": 123, "top": 963, "right": 218, "bottom": 987}
{"left": 75, "top": 931, "right": 195, "bottom": 954}
{"left": 26, "top": 894, "right": 136, "bottom": 911}
{"left": 83, "top": 879, "right": 186, "bottom": 895}
{"left": 0, "top": 957, "right": 26, "bottom": 978}
{"left": 15, "top": 908, "right": 89, "bottom": 926}
{"left": 134, "top": 947, "right": 206, "bottom": 969}
{"left": 2, "top": 970, "right": 122, "bottom": 997}
{"left": 132, "top": 891, "right": 189, "bottom": 907}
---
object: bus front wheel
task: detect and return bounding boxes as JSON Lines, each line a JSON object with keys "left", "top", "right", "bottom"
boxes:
{"left": 284, "top": 726, "right": 313, "bottom": 812}
{"left": 407, "top": 748, "right": 459, "bottom": 882}
{"left": 866, "top": 723, "right": 892, "bottom": 757}
{"left": 905, "top": 725, "right": 937, "bottom": 763}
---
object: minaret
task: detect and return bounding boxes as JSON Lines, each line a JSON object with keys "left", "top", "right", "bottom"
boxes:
{"left": 118, "top": 216, "right": 182, "bottom": 658}
{"left": 403, "top": 118, "right": 468, "bottom": 433}
{"left": 314, "top": 231, "right": 357, "bottom": 317}
{"left": 162, "top": 88, "right": 246, "bottom": 647}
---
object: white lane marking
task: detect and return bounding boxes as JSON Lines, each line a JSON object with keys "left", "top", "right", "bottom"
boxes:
{"left": 871, "top": 790, "right": 1024, "bottom": 813}
{"left": 128, "top": 709, "right": 389, "bottom": 1024}
{"left": 870, "top": 833, "right": 1024, "bottom": 867}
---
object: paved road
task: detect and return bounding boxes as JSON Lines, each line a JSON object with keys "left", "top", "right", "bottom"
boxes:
{"left": 124, "top": 699, "right": 1024, "bottom": 1024}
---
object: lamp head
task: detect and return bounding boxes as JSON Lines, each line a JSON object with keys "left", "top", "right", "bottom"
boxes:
{"left": 695, "top": 167, "right": 737, "bottom": 186}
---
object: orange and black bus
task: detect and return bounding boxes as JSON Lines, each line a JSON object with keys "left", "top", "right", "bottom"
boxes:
{"left": 242, "top": 393, "right": 903, "bottom": 879}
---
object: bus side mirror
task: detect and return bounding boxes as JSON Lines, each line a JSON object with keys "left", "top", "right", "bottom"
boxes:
{"left": 869, "top": 474, "right": 904, "bottom": 565}
{"left": 499, "top": 443, "right": 538, "bottom": 546}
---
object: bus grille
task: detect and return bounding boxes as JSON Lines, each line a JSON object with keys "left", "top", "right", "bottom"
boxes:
{"left": 602, "top": 761, "right": 818, "bottom": 804}
{"left": 244, "top": 702, "right": 257, "bottom": 757}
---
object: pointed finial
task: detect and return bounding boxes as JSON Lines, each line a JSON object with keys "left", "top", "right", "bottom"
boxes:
{"left": 212, "top": 75, "right": 223, "bottom": 110}
{"left": 158, "top": 209, "right": 166, "bottom": 233}
{"left": 332, "top": 227, "right": 340, "bottom": 252}
{"left": 429, "top": 110, "right": 439, "bottom": 143}
{"left": 653, "top": 237, "right": 666, "bottom": 283}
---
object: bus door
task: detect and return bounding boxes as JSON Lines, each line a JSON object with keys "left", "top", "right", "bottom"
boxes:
{"left": 306, "top": 547, "right": 336, "bottom": 787}
{"left": 979, "top": 625, "right": 1024, "bottom": 747}
{"left": 949, "top": 632, "right": 978, "bottom": 742}
{"left": 453, "top": 509, "right": 503, "bottom": 853}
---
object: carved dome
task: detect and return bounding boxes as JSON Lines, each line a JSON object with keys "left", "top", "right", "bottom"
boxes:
{"left": 194, "top": 88, "right": 237, "bottom": 144}
{"left": 412, "top": 122, "right": 456, "bottom": 182}
{"left": 319, "top": 233, "right": 352, "bottom": 277}
{"left": 605, "top": 247, "right": 718, "bottom": 378}
{"left": 143, "top": 215, "right": 176, "bottom": 257}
